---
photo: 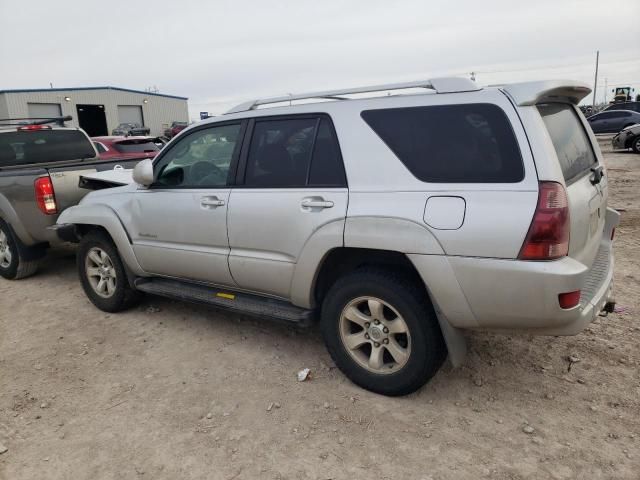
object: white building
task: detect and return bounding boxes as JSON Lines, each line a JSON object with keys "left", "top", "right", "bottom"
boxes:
{"left": 0, "top": 86, "right": 189, "bottom": 137}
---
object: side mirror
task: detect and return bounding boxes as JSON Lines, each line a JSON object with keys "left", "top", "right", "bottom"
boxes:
{"left": 132, "top": 158, "right": 154, "bottom": 187}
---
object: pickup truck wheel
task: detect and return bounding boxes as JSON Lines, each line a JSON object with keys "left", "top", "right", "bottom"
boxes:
{"left": 0, "top": 219, "right": 39, "bottom": 280}
{"left": 321, "top": 269, "right": 446, "bottom": 396}
{"left": 78, "top": 231, "right": 140, "bottom": 312}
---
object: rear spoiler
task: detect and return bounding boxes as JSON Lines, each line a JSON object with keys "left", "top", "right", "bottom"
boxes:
{"left": 499, "top": 80, "right": 591, "bottom": 106}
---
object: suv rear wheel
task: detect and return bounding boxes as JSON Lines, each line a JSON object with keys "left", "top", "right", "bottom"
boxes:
{"left": 321, "top": 269, "right": 446, "bottom": 396}
{"left": 78, "top": 231, "right": 141, "bottom": 312}
{"left": 0, "top": 219, "right": 40, "bottom": 280}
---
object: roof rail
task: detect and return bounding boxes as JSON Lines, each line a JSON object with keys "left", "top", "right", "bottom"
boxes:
{"left": 225, "top": 77, "right": 480, "bottom": 114}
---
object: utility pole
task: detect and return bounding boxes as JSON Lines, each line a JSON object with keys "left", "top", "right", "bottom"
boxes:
{"left": 592, "top": 50, "right": 599, "bottom": 108}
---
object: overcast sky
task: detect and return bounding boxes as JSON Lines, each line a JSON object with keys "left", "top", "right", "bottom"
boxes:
{"left": 1, "top": 0, "right": 638, "bottom": 119}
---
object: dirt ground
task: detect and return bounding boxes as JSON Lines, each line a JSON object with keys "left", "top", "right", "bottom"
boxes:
{"left": 1, "top": 138, "right": 638, "bottom": 480}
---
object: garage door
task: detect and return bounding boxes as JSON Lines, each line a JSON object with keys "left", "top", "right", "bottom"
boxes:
{"left": 27, "top": 103, "right": 62, "bottom": 119}
{"left": 117, "top": 105, "right": 144, "bottom": 125}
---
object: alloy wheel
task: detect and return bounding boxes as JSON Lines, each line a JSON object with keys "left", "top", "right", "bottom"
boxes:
{"left": 0, "top": 230, "right": 12, "bottom": 269}
{"left": 339, "top": 296, "right": 411, "bottom": 374}
{"left": 85, "top": 247, "right": 117, "bottom": 298}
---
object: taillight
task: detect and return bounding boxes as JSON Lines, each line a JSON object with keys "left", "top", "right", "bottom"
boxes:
{"left": 34, "top": 177, "right": 57, "bottom": 215}
{"left": 558, "top": 290, "right": 581, "bottom": 309}
{"left": 519, "top": 181, "right": 570, "bottom": 260}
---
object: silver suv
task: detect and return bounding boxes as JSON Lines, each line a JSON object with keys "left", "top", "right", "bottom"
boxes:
{"left": 56, "top": 78, "right": 619, "bottom": 396}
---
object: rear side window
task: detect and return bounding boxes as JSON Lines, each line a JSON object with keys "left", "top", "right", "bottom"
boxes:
{"left": 244, "top": 116, "right": 346, "bottom": 187}
{"left": 361, "top": 104, "right": 524, "bottom": 183}
{"left": 538, "top": 104, "right": 597, "bottom": 183}
{"left": 113, "top": 141, "right": 159, "bottom": 154}
{"left": 0, "top": 129, "right": 95, "bottom": 167}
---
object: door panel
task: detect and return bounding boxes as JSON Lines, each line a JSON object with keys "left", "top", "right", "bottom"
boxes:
{"left": 227, "top": 188, "right": 348, "bottom": 298}
{"left": 131, "top": 189, "right": 235, "bottom": 285}
{"left": 127, "top": 121, "right": 243, "bottom": 285}
{"left": 228, "top": 115, "right": 348, "bottom": 299}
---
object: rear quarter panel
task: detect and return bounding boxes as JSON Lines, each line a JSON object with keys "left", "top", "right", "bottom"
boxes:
{"left": 0, "top": 168, "right": 54, "bottom": 244}
{"left": 336, "top": 89, "right": 539, "bottom": 258}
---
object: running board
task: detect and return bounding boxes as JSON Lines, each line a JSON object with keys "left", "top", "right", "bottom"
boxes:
{"left": 134, "top": 278, "right": 315, "bottom": 326}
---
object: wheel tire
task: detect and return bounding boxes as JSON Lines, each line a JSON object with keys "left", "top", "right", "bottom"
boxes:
{"left": 321, "top": 268, "right": 446, "bottom": 396}
{"left": 632, "top": 136, "right": 640, "bottom": 154}
{"left": 0, "top": 219, "right": 40, "bottom": 280}
{"left": 77, "top": 230, "right": 141, "bottom": 312}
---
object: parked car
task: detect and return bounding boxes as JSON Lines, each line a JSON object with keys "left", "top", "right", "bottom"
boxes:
{"left": 56, "top": 78, "right": 619, "bottom": 396}
{"left": 111, "top": 122, "right": 150, "bottom": 136}
{"left": 0, "top": 116, "right": 142, "bottom": 280}
{"left": 92, "top": 136, "right": 160, "bottom": 160}
{"left": 612, "top": 124, "right": 640, "bottom": 153}
{"left": 586, "top": 110, "right": 640, "bottom": 134}
{"left": 163, "top": 121, "right": 188, "bottom": 139}
{"left": 604, "top": 101, "right": 640, "bottom": 114}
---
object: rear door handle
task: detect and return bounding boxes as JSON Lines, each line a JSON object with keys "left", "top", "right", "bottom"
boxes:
{"left": 301, "top": 198, "right": 334, "bottom": 209}
{"left": 201, "top": 196, "right": 225, "bottom": 208}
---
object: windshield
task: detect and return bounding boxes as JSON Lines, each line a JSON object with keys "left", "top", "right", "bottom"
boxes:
{"left": 0, "top": 129, "right": 96, "bottom": 167}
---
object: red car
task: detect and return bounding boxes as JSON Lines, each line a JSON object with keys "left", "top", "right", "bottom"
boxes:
{"left": 92, "top": 136, "right": 160, "bottom": 160}
{"left": 163, "top": 121, "right": 188, "bottom": 138}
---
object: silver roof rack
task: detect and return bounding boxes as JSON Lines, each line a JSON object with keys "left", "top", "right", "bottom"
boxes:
{"left": 225, "top": 77, "right": 480, "bottom": 114}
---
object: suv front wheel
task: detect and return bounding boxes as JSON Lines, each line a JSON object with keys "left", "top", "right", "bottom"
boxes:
{"left": 78, "top": 231, "right": 141, "bottom": 312}
{"left": 321, "top": 269, "right": 446, "bottom": 396}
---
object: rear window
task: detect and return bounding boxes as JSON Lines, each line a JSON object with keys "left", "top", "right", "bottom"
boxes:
{"left": 113, "top": 141, "right": 159, "bottom": 154}
{"left": 361, "top": 103, "right": 524, "bottom": 183}
{"left": 537, "top": 104, "right": 597, "bottom": 182}
{"left": 0, "top": 129, "right": 96, "bottom": 167}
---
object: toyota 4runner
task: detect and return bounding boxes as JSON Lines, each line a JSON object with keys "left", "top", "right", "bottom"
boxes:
{"left": 55, "top": 78, "right": 619, "bottom": 396}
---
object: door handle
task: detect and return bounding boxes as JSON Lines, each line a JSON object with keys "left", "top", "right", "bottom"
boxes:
{"left": 301, "top": 198, "right": 334, "bottom": 209}
{"left": 201, "top": 197, "right": 225, "bottom": 208}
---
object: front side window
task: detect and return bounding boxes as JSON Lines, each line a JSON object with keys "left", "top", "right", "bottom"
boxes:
{"left": 361, "top": 103, "right": 524, "bottom": 183}
{"left": 243, "top": 116, "right": 346, "bottom": 188}
{"left": 154, "top": 123, "right": 241, "bottom": 188}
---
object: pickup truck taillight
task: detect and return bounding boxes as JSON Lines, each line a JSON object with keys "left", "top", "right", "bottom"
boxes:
{"left": 519, "top": 182, "right": 569, "bottom": 260}
{"left": 34, "top": 177, "right": 58, "bottom": 215}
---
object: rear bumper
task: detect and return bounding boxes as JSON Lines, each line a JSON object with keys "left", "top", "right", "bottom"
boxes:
{"left": 410, "top": 208, "right": 620, "bottom": 335}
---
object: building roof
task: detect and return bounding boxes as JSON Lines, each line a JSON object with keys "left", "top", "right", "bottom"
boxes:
{"left": 0, "top": 86, "right": 188, "bottom": 100}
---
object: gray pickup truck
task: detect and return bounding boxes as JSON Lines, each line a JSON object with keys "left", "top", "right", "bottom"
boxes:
{"left": 0, "top": 117, "right": 140, "bottom": 279}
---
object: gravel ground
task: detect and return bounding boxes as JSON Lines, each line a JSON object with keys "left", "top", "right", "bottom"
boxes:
{"left": 1, "top": 139, "right": 638, "bottom": 480}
